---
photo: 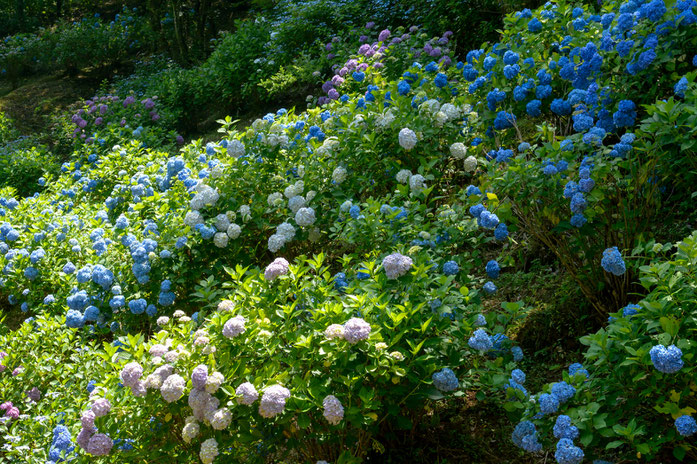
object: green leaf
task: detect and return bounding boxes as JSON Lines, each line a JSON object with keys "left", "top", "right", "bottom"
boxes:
{"left": 606, "top": 440, "right": 624, "bottom": 450}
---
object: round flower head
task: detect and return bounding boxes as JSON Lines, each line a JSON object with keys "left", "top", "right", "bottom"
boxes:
{"left": 332, "top": 166, "right": 347, "bottom": 184}
{"left": 120, "top": 362, "right": 143, "bottom": 388}
{"left": 150, "top": 344, "right": 168, "bottom": 357}
{"left": 205, "top": 372, "right": 225, "bottom": 394}
{"left": 191, "top": 364, "right": 208, "bottom": 390}
{"left": 382, "top": 252, "right": 413, "bottom": 279}
{"left": 209, "top": 407, "right": 232, "bottom": 430}
{"left": 553, "top": 415, "right": 579, "bottom": 440}
{"left": 199, "top": 438, "right": 219, "bottom": 464}
{"left": 91, "top": 398, "right": 111, "bottom": 417}
{"left": 649, "top": 344, "right": 683, "bottom": 373}
{"left": 398, "top": 128, "right": 418, "bottom": 150}
{"left": 264, "top": 257, "right": 290, "bottom": 281}
{"left": 450, "top": 142, "right": 467, "bottom": 159}
{"left": 259, "top": 385, "right": 291, "bottom": 418}
{"left": 555, "top": 438, "right": 584, "bottom": 464}
{"left": 323, "top": 395, "right": 344, "bottom": 425}
{"left": 81, "top": 410, "right": 96, "bottom": 431}
{"left": 182, "top": 419, "right": 200, "bottom": 443}
{"left": 601, "top": 246, "right": 626, "bottom": 276}
{"left": 343, "top": 318, "right": 371, "bottom": 343}
{"left": 295, "top": 207, "right": 316, "bottom": 227}
{"left": 325, "top": 324, "right": 345, "bottom": 340}
{"left": 675, "top": 415, "right": 697, "bottom": 437}
{"left": 86, "top": 433, "right": 113, "bottom": 456}
{"left": 409, "top": 174, "right": 427, "bottom": 192}
{"left": 463, "top": 155, "right": 478, "bottom": 172}
{"left": 432, "top": 368, "right": 459, "bottom": 392}
{"left": 468, "top": 328, "right": 493, "bottom": 352}
{"left": 511, "top": 369, "right": 525, "bottom": 385}
{"left": 217, "top": 300, "right": 235, "bottom": 312}
{"left": 223, "top": 315, "right": 246, "bottom": 338}
{"left": 236, "top": 382, "right": 259, "bottom": 405}
{"left": 396, "top": 169, "right": 412, "bottom": 184}
{"left": 160, "top": 374, "right": 186, "bottom": 403}
{"left": 213, "top": 232, "right": 228, "bottom": 248}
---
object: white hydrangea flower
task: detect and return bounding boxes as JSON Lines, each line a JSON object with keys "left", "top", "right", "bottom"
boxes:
{"left": 398, "top": 128, "right": 417, "bottom": 150}
{"left": 288, "top": 195, "right": 306, "bottom": 214}
{"left": 209, "top": 164, "right": 224, "bottom": 179}
{"left": 213, "top": 232, "right": 228, "bottom": 248}
{"left": 160, "top": 374, "right": 186, "bottom": 403}
{"left": 409, "top": 174, "right": 427, "bottom": 192}
{"left": 295, "top": 207, "right": 316, "bottom": 227}
{"left": 450, "top": 142, "right": 467, "bottom": 160}
{"left": 184, "top": 211, "right": 204, "bottom": 227}
{"left": 227, "top": 139, "right": 245, "bottom": 158}
{"left": 375, "top": 110, "right": 396, "bottom": 130}
{"left": 268, "top": 234, "right": 286, "bottom": 253}
{"left": 396, "top": 169, "right": 412, "bottom": 184}
{"left": 332, "top": 166, "right": 347, "bottom": 184}
{"left": 434, "top": 111, "right": 448, "bottom": 127}
{"left": 296, "top": 165, "right": 305, "bottom": 178}
{"left": 463, "top": 155, "right": 478, "bottom": 172}
{"left": 239, "top": 205, "right": 251, "bottom": 217}
{"left": 205, "top": 372, "right": 225, "bottom": 394}
{"left": 340, "top": 200, "right": 353, "bottom": 213}
{"left": 182, "top": 419, "right": 199, "bottom": 444}
{"left": 420, "top": 98, "right": 441, "bottom": 114}
{"left": 209, "top": 408, "right": 232, "bottom": 430}
{"left": 199, "top": 438, "right": 219, "bottom": 464}
{"left": 276, "top": 222, "right": 296, "bottom": 241}
{"left": 440, "top": 103, "right": 460, "bottom": 120}
{"left": 226, "top": 223, "right": 241, "bottom": 239}
{"left": 218, "top": 300, "right": 235, "bottom": 312}
{"left": 214, "top": 214, "right": 230, "bottom": 232}
{"left": 306, "top": 190, "right": 316, "bottom": 202}
{"left": 324, "top": 324, "right": 345, "bottom": 340}
{"left": 267, "top": 192, "right": 283, "bottom": 207}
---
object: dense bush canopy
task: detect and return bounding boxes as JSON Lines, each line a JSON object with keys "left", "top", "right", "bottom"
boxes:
{"left": 0, "top": 0, "right": 696, "bottom": 463}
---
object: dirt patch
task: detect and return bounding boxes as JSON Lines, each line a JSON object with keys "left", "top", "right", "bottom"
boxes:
{"left": 0, "top": 73, "right": 100, "bottom": 136}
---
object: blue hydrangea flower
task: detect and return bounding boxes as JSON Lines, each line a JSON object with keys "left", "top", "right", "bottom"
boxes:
{"left": 555, "top": 438, "right": 584, "bottom": 464}
{"left": 468, "top": 328, "right": 493, "bottom": 352}
{"left": 601, "top": 247, "right": 626, "bottom": 276}
{"left": 675, "top": 415, "right": 697, "bottom": 436}
{"left": 622, "top": 303, "right": 640, "bottom": 317}
{"left": 553, "top": 415, "right": 579, "bottom": 440}
{"left": 551, "top": 381, "right": 576, "bottom": 403}
{"left": 649, "top": 344, "right": 683, "bottom": 373}
{"left": 511, "top": 369, "right": 526, "bottom": 384}
{"left": 511, "top": 346, "right": 524, "bottom": 361}
{"left": 674, "top": 77, "right": 688, "bottom": 98}
{"left": 443, "top": 261, "right": 459, "bottom": 276}
{"left": 568, "top": 363, "right": 589, "bottom": 378}
{"left": 486, "top": 260, "right": 500, "bottom": 279}
{"left": 540, "top": 393, "right": 560, "bottom": 414}
{"left": 512, "top": 421, "right": 542, "bottom": 452}
{"left": 432, "top": 368, "right": 459, "bottom": 391}
{"left": 494, "top": 223, "right": 508, "bottom": 241}
{"left": 528, "top": 18, "right": 542, "bottom": 32}
{"left": 483, "top": 281, "right": 497, "bottom": 294}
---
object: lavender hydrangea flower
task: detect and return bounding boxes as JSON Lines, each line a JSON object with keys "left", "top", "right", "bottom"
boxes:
{"left": 222, "top": 315, "right": 246, "bottom": 338}
{"left": 91, "top": 398, "right": 111, "bottom": 417}
{"left": 323, "top": 395, "right": 344, "bottom": 425}
{"left": 86, "top": 433, "right": 113, "bottom": 456}
{"left": 120, "top": 362, "right": 143, "bottom": 388}
{"left": 236, "top": 382, "right": 259, "bottom": 405}
{"left": 259, "top": 385, "right": 291, "bottom": 418}
{"left": 382, "top": 253, "right": 413, "bottom": 279}
{"left": 191, "top": 365, "right": 208, "bottom": 390}
{"left": 343, "top": 318, "right": 371, "bottom": 343}
{"left": 264, "top": 257, "right": 290, "bottom": 281}
{"left": 160, "top": 374, "right": 186, "bottom": 403}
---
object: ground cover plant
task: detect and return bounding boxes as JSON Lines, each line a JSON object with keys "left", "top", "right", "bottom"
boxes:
{"left": 0, "top": 0, "right": 696, "bottom": 463}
